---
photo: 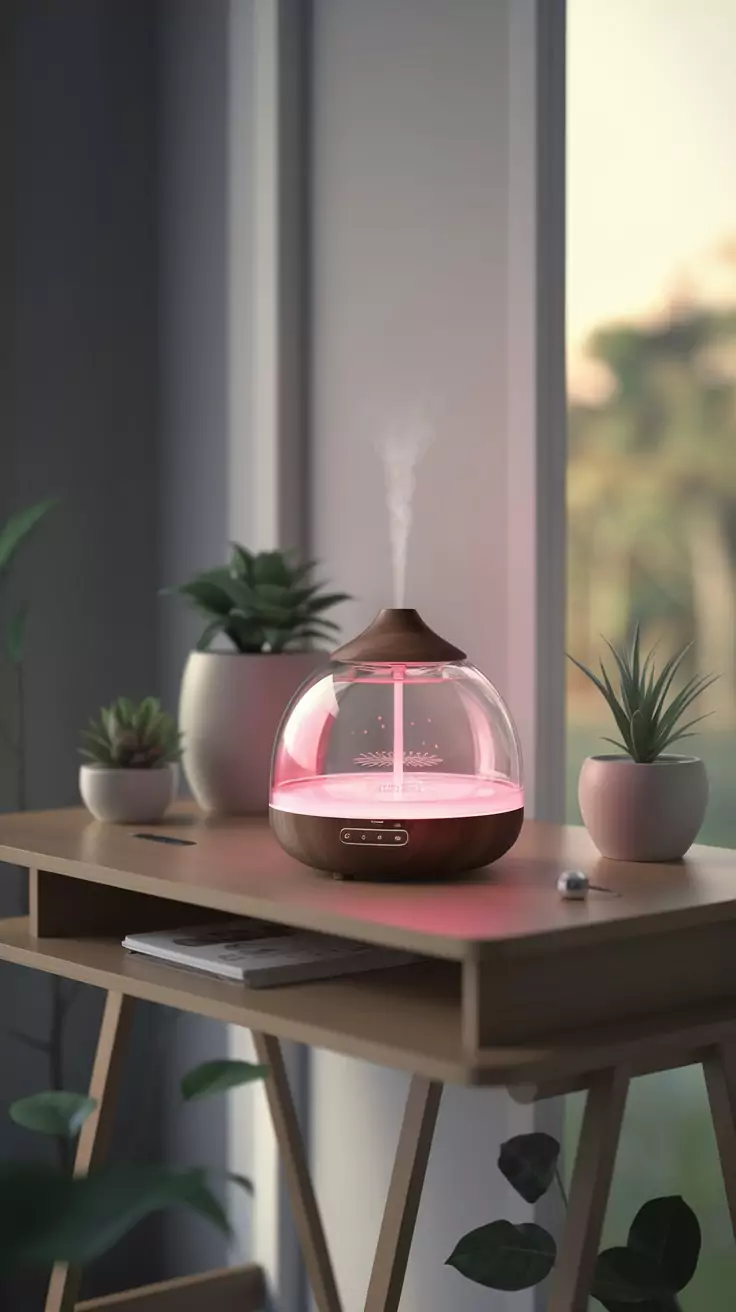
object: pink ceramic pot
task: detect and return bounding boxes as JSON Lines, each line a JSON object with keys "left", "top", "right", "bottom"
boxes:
{"left": 179, "top": 650, "right": 325, "bottom": 815}
{"left": 578, "top": 754, "right": 708, "bottom": 862}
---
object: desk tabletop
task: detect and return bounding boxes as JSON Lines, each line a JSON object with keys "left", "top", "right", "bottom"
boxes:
{"left": 0, "top": 805, "right": 735, "bottom": 961}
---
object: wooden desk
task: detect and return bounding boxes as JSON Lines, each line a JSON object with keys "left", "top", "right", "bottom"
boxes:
{"left": 2, "top": 806, "right": 736, "bottom": 1312}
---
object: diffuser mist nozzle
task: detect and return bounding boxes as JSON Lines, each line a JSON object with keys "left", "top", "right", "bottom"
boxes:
{"left": 331, "top": 608, "right": 466, "bottom": 665}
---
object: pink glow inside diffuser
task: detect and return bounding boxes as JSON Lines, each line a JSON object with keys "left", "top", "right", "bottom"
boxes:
{"left": 272, "top": 774, "right": 524, "bottom": 821}
{"left": 269, "top": 609, "right": 524, "bottom": 880}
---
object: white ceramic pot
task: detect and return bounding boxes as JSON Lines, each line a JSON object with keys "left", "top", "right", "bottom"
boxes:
{"left": 578, "top": 754, "right": 708, "bottom": 861}
{"left": 178, "top": 650, "right": 325, "bottom": 815}
{"left": 79, "top": 763, "right": 178, "bottom": 824}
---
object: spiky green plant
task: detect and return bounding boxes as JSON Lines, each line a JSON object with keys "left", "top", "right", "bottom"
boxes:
{"left": 568, "top": 629, "right": 716, "bottom": 763}
{"left": 80, "top": 697, "right": 182, "bottom": 769}
{"left": 167, "top": 545, "right": 350, "bottom": 654}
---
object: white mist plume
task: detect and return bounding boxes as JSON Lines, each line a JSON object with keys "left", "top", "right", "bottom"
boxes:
{"left": 377, "top": 419, "right": 432, "bottom": 608}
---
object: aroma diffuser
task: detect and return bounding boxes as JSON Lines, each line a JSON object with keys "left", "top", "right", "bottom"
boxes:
{"left": 269, "top": 609, "right": 524, "bottom": 879}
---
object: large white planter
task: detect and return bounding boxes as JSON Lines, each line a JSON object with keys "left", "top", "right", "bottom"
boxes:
{"left": 179, "top": 650, "right": 325, "bottom": 815}
{"left": 578, "top": 754, "right": 709, "bottom": 861}
{"left": 80, "top": 763, "right": 178, "bottom": 824}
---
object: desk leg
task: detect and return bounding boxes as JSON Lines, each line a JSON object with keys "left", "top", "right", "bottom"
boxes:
{"left": 252, "top": 1032, "right": 343, "bottom": 1312}
{"left": 44, "top": 990, "right": 135, "bottom": 1312}
{"left": 253, "top": 1034, "right": 442, "bottom": 1312}
{"left": 546, "top": 1066, "right": 629, "bottom": 1312}
{"left": 363, "top": 1077, "right": 442, "bottom": 1312}
{"left": 704, "top": 1042, "right": 736, "bottom": 1238}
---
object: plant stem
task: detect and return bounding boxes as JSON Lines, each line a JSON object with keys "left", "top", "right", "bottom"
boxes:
{"left": 9, "top": 592, "right": 77, "bottom": 1175}
{"left": 0, "top": 716, "right": 16, "bottom": 754}
{"left": 7, "top": 1028, "right": 50, "bottom": 1054}
{"left": 10, "top": 654, "right": 72, "bottom": 1166}
{"left": 15, "top": 659, "right": 26, "bottom": 813}
{"left": 49, "top": 978, "right": 72, "bottom": 1173}
{"left": 554, "top": 1165, "right": 570, "bottom": 1211}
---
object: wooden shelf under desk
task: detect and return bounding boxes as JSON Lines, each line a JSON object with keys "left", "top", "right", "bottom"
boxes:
{"left": 4, "top": 916, "right": 736, "bottom": 1097}
{"left": 0, "top": 916, "right": 472, "bottom": 1084}
{"left": 3, "top": 806, "right": 736, "bottom": 1078}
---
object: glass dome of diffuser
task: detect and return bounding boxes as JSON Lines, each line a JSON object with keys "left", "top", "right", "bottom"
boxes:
{"left": 270, "top": 609, "right": 524, "bottom": 880}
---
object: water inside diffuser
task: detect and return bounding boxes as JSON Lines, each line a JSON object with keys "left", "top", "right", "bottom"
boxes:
{"left": 273, "top": 659, "right": 523, "bottom": 819}
{"left": 270, "top": 774, "right": 524, "bottom": 821}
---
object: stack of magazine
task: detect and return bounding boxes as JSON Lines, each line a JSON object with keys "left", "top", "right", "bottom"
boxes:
{"left": 122, "top": 918, "right": 417, "bottom": 989}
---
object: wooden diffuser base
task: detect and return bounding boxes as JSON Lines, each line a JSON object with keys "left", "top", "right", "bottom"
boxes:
{"left": 269, "top": 807, "right": 524, "bottom": 881}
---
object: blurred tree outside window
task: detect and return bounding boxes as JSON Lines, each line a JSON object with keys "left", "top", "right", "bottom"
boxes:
{"left": 567, "top": 2, "right": 736, "bottom": 1306}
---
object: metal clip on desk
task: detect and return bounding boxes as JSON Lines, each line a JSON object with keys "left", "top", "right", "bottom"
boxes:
{"left": 2, "top": 805, "right": 736, "bottom": 1312}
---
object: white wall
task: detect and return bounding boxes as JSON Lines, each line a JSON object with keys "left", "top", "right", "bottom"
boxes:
{"left": 311, "top": 0, "right": 509, "bottom": 677}
{"left": 309, "top": 2, "right": 536, "bottom": 1309}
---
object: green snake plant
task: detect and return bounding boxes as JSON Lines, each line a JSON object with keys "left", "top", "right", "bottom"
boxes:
{"left": 568, "top": 627, "right": 716, "bottom": 763}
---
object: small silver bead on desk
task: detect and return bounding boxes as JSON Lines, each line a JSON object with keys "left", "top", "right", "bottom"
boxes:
{"left": 557, "top": 869, "right": 589, "bottom": 900}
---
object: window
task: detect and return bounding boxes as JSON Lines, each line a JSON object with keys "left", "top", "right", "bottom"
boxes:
{"left": 567, "top": 2, "right": 736, "bottom": 1303}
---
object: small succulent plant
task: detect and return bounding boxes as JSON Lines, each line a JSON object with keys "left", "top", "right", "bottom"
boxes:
{"left": 167, "top": 544, "right": 350, "bottom": 654}
{"left": 80, "top": 697, "right": 183, "bottom": 769}
{"left": 568, "top": 627, "right": 716, "bottom": 763}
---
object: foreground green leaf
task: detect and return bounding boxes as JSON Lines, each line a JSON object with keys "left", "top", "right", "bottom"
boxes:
{"left": 10, "top": 1092, "right": 97, "bottom": 1139}
{"left": 598, "top": 1300, "right": 680, "bottom": 1311}
{"left": 170, "top": 1170, "right": 230, "bottom": 1235}
{"left": 593, "top": 1246, "right": 670, "bottom": 1303}
{"left": 497, "top": 1132, "right": 560, "bottom": 1204}
{"left": 0, "top": 1163, "right": 229, "bottom": 1270}
{"left": 628, "top": 1196, "right": 700, "bottom": 1294}
{"left": 0, "top": 497, "right": 58, "bottom": 576}
{"left": 181, "top": 1059, "right": 268, "bottom": 1102}
{"left": 446, "top": 1220, "right": 556, "bottom": 1290}
{"left": 226, "top": 1170, "right": 254, "bottom": 1196}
